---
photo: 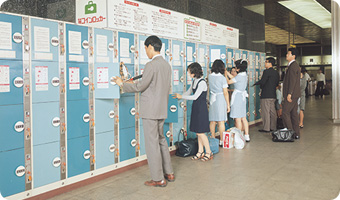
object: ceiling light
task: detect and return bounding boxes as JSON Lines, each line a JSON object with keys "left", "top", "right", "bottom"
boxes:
{"left": 279, "top": 0, "right": 331, "bottom": 28}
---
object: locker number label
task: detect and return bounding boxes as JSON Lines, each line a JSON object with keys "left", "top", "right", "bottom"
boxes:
{"left": 130, "top": 108, "right": 136, "bottom": 116}
{"left": 51, "top": 77, "right": 60, "bottom": 87}
{"left": 51, "top": 37, "right": 59, "bottom": 47}
{"left": 52, "top": 117, "right": 60, "bottom": 127}
{"left": 170, "top": 105, "right": 177, "bottom": 112}
{"left": 109, "top": 144, "right": 116, "bottom": 152}
{"left": 82, "top": 40, "right": 89, "bottom": 49}
{"left": 109, "top": 110, "right": 115, "bottom": 118}
{"left": 15, "top": 166, "right": 25, "bottom": 177}
{"left": 131, "top": 139, "right": 137, "bottom": 147}
{"left": 108, "top": 43, "right": 114, "bottom": 51}
{"left": 83, "top": 114, "right": 90, "bottom": 122}
{"left": 82, "top": 77, "right": 90, "bottom": 86}
{"left": 14, "top": 77, "right": 24, "bottom": 88}
{"left": 83, "top": 150, "right": 91, "bottom": 159}
{"left": 13, "top": 32, "right": 23, "bottom": 43}
{"left": 14, "top": 121, "right": 24, "bottom": 132}
{"left": 52, "top": 157, "right": 61, "bottom": 167}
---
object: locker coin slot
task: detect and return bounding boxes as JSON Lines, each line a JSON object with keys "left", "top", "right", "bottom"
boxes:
{"left": 83, "top": 150, "right": 91, "bottom": 159}
{"left": 130, "top": 108, "right": 136, "bottom": 116}
{"left": 165, "top": 49, "right": 170, "bottom": 56}
{"left": 170, "top": 105, "right": 177, "bottom": 112}
{"left": 13, "top": 32, "right": 23, "bottom": 43}
{"left": 83, "top": 113, "right": 90, "bottom": 122}
{"left": 180, "top": 128, "right": 185, "bottom": 134}
{"left": 193, "top": 52, "right": 197, "bottom": 58}
{"left": 82, "top": 40, "right": 89, "bottom": 49}
{"left": 14, "top": 77, "right": 24, "bottom": 88}
{"left": 166, "top": 131, "right": 171, "bottom": 138}
{"left": 205, "top": 54, "right": 209, "bottom": 59}
{"left": 109, "top": 110, "right": 115, "bottom": 118}
{"left": 180, "top": 102, "right": 185, "bottom": 108}
{"left": 15, "top": 166, "right": 25, "bottom": 177}
{"left": 130, "top": 139, "right": 137, "bottom": 147}
{"left": 130, "top": 45, "right": 135, "bottom": 53}
{"left": 109, "top": 144, "right": 116, "bottom": 152}
{"left": 180, "top": 51, "right": 184, "bottom": 57}
{"left": 51, "top": 77, "right": 60, "bottom": 87}
{"left": 52, "top": 117, "right": 60, "bottom": 127}
{"left": 52, "top": 157, "right": 61, "bottom": 167}
{"left": 51, "top": 37, "right": 59, "bottom": 46}
{"left": 180, "top": 76, "right": 184, "bottom": 83}
{"left": 82, "top": 77, "right": 90, "bottom": 86}
{"left": 108, "top": 43, "right": 114, "bottom": 51}
{"left": 14, "top": 121, "right": 25, "bottom": 132}
{"left": 221, "top": 54, "right": 226, "bottom": 59}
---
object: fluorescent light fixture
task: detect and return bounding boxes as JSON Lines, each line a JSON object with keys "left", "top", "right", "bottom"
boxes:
{"left": 252, "top": 40, "right": 265, "bottom": 44}
{"left": 279, "top": 0, "right": 331, "bottom": 28}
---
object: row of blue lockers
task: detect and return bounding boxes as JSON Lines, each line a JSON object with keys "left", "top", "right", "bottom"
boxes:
{"left": 0, "top": 12, "right": 265, "bottom": 198}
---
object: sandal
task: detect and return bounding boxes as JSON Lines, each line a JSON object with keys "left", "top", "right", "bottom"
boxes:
{"left": 299, "top": 125, "right": 304, "bottom": 128}
{"left": 201, "top": 152, "right": 213, "bottom": 162}
{"left": 191, "top": 152, "right": 204, "bottom": 160}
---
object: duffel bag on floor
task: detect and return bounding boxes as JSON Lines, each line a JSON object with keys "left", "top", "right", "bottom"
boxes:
{"left": 272, "top": 128, "right": 295, "bottom": 142}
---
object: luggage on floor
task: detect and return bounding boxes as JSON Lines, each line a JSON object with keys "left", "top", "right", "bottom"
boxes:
{"left": 230, "top": 127, "right": 245, "bottom": 149}
{"left": 208, "top": 136, "right": 219, "bottom": 154}
{"left": 222, "top": 131, "right": 234, "bottom": 149}
{"left": 272, "top": 128, "right": 295, "bottom": 142}
{"left": 175, "top": 132, "right": 198, "bottom": 157}
{"left": 323, "top": 88, "right": 330, "bottom": 95}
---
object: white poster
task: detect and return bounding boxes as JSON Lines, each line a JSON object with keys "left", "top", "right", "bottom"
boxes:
{"left": 173, "top": 69, "right": 179, "bottom": 86}
{"left": 235, "top": 53, "right": 240, "bottom": 60}
{"left": 0, "top": 65, "right": 10, "bottom": 92}
{"left": 139, "top": 41, "right": 148, "bottom": 59}
{"left": 96, "top": 34, "right": 107, "bottom": 56}
{"left": 161, "top": 43, "right": 165, "bottom": 58}
{"left": 0, "top": 22, "right": 12, "bottom": 50}
{"left": 199, "top": 48, "right": 205, "bottom": 63}
{"left": 69, "top": 67, "right": 80, "bottom": 90}
{"left": 210, "top": 49, "right": 221, "bottom": 62}
{"left": 228, "top": 52, "right": 232, "bottom": 64}
{"left": 120, "top": 37, "right": 130, "bottom": 58}
{"left": 187, "top": 46, "right": 193, "bottom": 62}
{"left": 173, "top": 45, "right": 180, "bottom": 61}
{"left": 35, "top": 66, "right": 49, "bottom": 91}
{"left": 97, "top": 67, "right": 109, "bottom": 88}
{"left": 68, "top": 31, "right": 82, "bottom": 54}
{"left": 34, "top": 26, "right": 50, "bottom": 52}
{"left": 187, "top": 72, "right": 192, "bottom": 85}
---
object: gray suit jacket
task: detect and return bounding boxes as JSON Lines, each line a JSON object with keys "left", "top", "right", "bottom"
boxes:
{"left": 122, "top": 55, "right": 171, "bottom": 119}
{"left": 283, "top": 61, "right": 301, "bottom": 101}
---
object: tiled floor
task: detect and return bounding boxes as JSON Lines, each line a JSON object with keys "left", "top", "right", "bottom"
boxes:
{"left": 49, "top": 95, "right": 340, "bottom": 200}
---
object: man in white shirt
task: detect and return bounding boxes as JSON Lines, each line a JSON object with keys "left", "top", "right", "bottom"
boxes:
{"left": 315, "top": 69, "right": 325, "bottom": 98}
{"left": 304, "top": 70, "right": 311, "bottom": 97}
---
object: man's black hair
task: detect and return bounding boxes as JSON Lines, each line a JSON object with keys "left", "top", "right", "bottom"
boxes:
{"left": 288, "top": 48, "right": 299, "bottom": 59}
{"left": 144, "top": 35, "right": 162, "bottom": 52}
{"left": 266, "top": 57, "right": 275, "bottom": 67}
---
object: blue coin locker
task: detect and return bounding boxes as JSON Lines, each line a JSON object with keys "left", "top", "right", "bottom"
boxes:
{"left": 67, "top": 99, "right": 90, "bottom": 140}
{"left": 0, "top": 104, "right": 24, "bottom": 152}
{"left": 118, "top": 31, "right": 135, "bottom": 79}
{"left": 31, "top": 61, "right": 59, "bottom": 103}
{"left": 0, "top": 60, "right": 23, "bottom": 106}
{"left": 198, "top": 44, "right": 208, "bottom": 78}
{"left": 95, "top": 99, "right": 114, "bottom": 134}
{"left": 227, "top": 48, "right": 234, "bottom": 69}
{"left": 0, "top": 148, "right": 25, "bottom": 197}
{"left": 163, "top": 123, "right": 170, "bottom": 146}
{"left": 255, "top": 52, "right": 261, "bottom": 120}
{"left": 209, "top": 45, "right": 226, "bottom": 66}
{"left": 30, "top": 18, "right": 59, "bottom": 63}
{"left": 185, "top": 42, "right": 196, "bottom": 138}
{"left": 165, "top": 94, "right": 178, "bottom": 123}
{"left": 95, "top": 131, "right": 115, "bottom": 169}
{"left": 172, "top": 40, "right": 184, "bottom": 93}
{"left": 94, "top": 28, "right": 119, "bottom": 99}
{"left": 66, "top": 63, "right": 89, "bottom": 101}
{"left": 241, "top": 50, "right": 250, "bottom": 121}
{"left": 32, "top": 102, "right": 60, "bottom": 145}
{"left": 67, "top": 136, "right": 90, "bottom": 178}
{"left": 0, "top": 13, "right": 23, "bottom": 61}
{"left": 66, "top": 24, "right": 89, "bottom": 63}
{"left": 33, "top": 141, "right": 60, "bottom": 188}
{"left": 173, "top": 117, "right": 184, "bottom": 144}
{"left": 248, "top": 51, "right": 255, "bottom": 122}
{"left": 160, "top": 37, "right": 170, "bottom": 62}
{"left": 119, "top": 127, "right": 136, "bottom": 162}
{"left": 119, "top": 95, "right": 135, "bottom": 130}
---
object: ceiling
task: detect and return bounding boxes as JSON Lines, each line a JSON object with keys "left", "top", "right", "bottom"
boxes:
{"left": 264, "top": 0, "right": 331, "bottom": 46}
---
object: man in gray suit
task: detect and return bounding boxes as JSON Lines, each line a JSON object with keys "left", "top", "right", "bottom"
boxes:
{"left": 113, "top": 35, "right": 174, "bottom": 187}
{"left": 282, "top": 48, "right": 301, "bottom": 139}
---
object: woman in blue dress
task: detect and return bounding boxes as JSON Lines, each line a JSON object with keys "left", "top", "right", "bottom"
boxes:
{"left": 208, "top": 59, "right": 230, "bottom": 146}
{"left": 225, "top": 59, "right": 250, "bottom": 142}
{"left": 174, "top": 62, "right": 213, "bottom": 161}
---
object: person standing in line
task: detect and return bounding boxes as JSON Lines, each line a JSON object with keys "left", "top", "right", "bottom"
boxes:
{"left": 276, "top": 84, "right": 283, "bottom": 118}
{"left": 225, "top": 60, "right": 250, "bottom": 142}
{"left": 174, "top": 63, "right": 213, "bottom": 161}
{"left": 282, "top": 48, "right": 301, "bottom": 139}
{"left": 254, "top": 57, "right": 279, "bottom": 133}
{"left": 315, "top": 69, "right": 326, "bottom": 98}
{"left": 299, "top": 68, "right": 307, "bottom": 128}
{"left": 208, "top": 60, "right": 230, "bottom": 146}
{"left": 304, "top": 69, "right": 311, "bottom": 97}
{"left": 113, "top": 35, "right": 174, "bottom": 187}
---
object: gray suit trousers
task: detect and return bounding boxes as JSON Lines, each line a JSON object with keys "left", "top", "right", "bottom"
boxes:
{"left": 260, "top": 98, "right": 277, "bottom": 131}
{"left": 142, "top": 118, "right": 173, "bottom": 181}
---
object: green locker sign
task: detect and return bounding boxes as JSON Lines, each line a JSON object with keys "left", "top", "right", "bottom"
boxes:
{"left": 85, "top": 1, "right": 97, "bottom": 14}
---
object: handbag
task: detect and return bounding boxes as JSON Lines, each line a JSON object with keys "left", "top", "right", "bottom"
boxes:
{"left": 208, "top": 135, "right": 219, "bottom": 154}
{"left": 272, "top": 129, "right": 295, "bottom": 142}
{"left": 175, "top": 131, "right": 198, "bottom": 157}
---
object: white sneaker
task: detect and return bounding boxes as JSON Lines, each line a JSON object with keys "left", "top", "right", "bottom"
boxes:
{"left": 245, "top": 134, "right": 250, "bottom": 142}
{"left": 219, "top": 140, "right": 223, "bottom": 146}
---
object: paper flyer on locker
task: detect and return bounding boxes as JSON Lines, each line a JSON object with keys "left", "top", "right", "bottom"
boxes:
{"left": 76, "top": 0, "right": 239, "bottom": 48}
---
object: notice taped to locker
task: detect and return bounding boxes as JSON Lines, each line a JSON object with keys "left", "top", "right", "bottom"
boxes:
{"left": 69, "top": 67, "right": 80, "bottom": 90}
{"left": 35, "top": 66, "right": 49, "bottom": 91}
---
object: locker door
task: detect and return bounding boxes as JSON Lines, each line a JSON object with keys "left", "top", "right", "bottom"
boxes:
{"left": 198, "top": 44, "right": 208, "bottom": 78}
{"left": 94, "top": 28, "right": 119, "bottom": 99}
{"left": 95, "top": 99, "right": 114, "bottom": 133}
{"left": 0, "top": 60, "right": 23, "bottom": 106}
{"left": 160, "top": 37, "right": 170, "bottom": 63}
{"left": 0, "top": 148, "right": 25, "bottom": 197}
{"left": 241, "top": 50, "right": 250, "bottom": 121}
{"left": 67, "top": 136, "right": 90, "bottom": 178}
{"left": 66, "top": 24, "right": 89, "bottom": 63}
{"left": 118, "top": 31, "right": 135, "bottom": 78}
{"left": 248, "top": 51, "right": 255, "bottom": 123}
{"left": 67, "top": 99, "right": 90, "bottom": 140}
{"left": 119, "top": 127, "right": 136, "bottom": 162}
{"left": 234, "top": 49, "right": 241, "bottom": 61}
{"left": 209, "top": 45, "right": 227, "bottom": 66}
{"left": 255, "top": 52, "right": 261, "bottom": 120}
{"left": 165, "top": 94, "right": 178, "bottom": 123}
{"left": 66, "top": 63, "right": 89, "bottom": 101}
{"left": 227, "top": 48, "right": 234, "bottom": 70}
{"left": 163, "top": 123, "right": 170, "bottom": 146}
{"left": 96, "top": 131, "right": 115, "bottom": 169}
